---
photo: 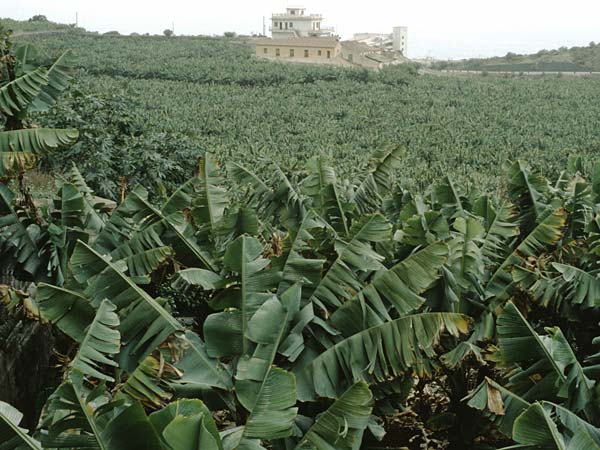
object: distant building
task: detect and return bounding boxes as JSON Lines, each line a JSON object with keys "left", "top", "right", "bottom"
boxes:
{"left": 393, "top": 26, "right": 408, "bottom": 55}
{"left": 255, "top": 37, "right": 341, "bottom": 61}
{"left": 352, "top": 26, "right": 408, "bottom": 56}
{"left": 271, "top": 7, "right": 334, "bottom": 39}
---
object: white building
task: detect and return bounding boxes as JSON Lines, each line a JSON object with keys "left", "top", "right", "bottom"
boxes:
{"left": 271, "top": 7, "right": 334, "bottom": 39}
{"left": 393, "top": 26, "right": 408, "bottom": 55}
{"left": 352, "top": 26, "right": 408, "bottom": 56}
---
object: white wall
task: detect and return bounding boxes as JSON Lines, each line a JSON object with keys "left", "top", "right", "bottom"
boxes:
{"left": 393, "top": 26, "right": 408, "bottom": 54}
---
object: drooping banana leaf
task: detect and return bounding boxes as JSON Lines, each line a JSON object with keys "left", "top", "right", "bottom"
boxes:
{"left": 0, "top": 128, "right": 79, "bottom": 152}
{"left": 0, "top": 184, "right": 41, "bottom": 275}
{"left": 467, "top": 377, "right": 531, "bottom": 438}
{"left": 435, "top": 175, "right": 465, "bottom": 214}
{"left": 274, "top": 210, "right": 326, "bottom": 297}
{"left": 496, "top": 302, "right": 565, "bottom": 401}
{"left": 506, "top": 401, "right": 600, "bottom": 450}
{"left": 29, "top": 51, "right": 73, "bottom": 112}
{"left": 510, "top": 402, "right": 566, "bottom": 450}
{"left": 293, "top": 381, "right": 373, "bottom": 450}
{"left": 214, "top": 204, "right": 260, "bottom": 249}
{"left": 41, "top": 371, "right": 164, "bottom": 450}
{"left": 171, "top": 268, "right": 227, "bottom": 292}
{"left": 105, "top": 185, "right": 216, "bottom": 270}
{"left": 70, "top": 240, "right": 183, "bottom": 371}
{"left": 35, "top": 283, "right": 95, "bottom": 342}
{"left": 307, "top": 214, "right": 390, "bottom": 314}
{"left": 0, "top": 401, "right": 42, "bottom": 450}
{"left": 330, "top": 242, "right": 448, "bottom": 336}
{"left": 66, "top": 163, "right": 109, "bottom": 234}
{"left": 233, "top": 286, "right": 302, "bottom": 443}
{"left": 0, "top": 67, "right": 48, "bottom": 116}
{"left": 486, "top": 207, "right": 566, "bottom": 300}
{"left": 0, "top": 128, "right": 79, "bottom": 177}
{"left": 204, "top": 235, "right": 280, "bottom": 357}
{"left": 353, "top": 146, "right": 404, "bottom": 214}
{"left": 507, "top": 160, "right": 552, "bottom": 234}
{"left": 170, "top": 330, "right": 233, "bottom": 395}
{"left": 119, "top": 352, "right": 179, "bottom": 410}
{"left": 70, "top": 299, "right": 120, "bottom": 382}
{"left": 545, "top": 327, "right": 597, "bottom": 419}
{"left": 301, "top": 157, "right": 349, "bottom": 236}
{"left": 149, "top": 399, "right": 222, "bottom": 450}
{"left": 551, "top": 263, "right": 600, "bottom": 309}
{"left": 227, "top": 161, "right": 274, "bottom": 213}
{"left": 496, "top": 302, "right": 596, "bottom": 420}
{"left": 191, "top": 155, "right": 229, "bottom": 231}
{"left": 295, "top": 312, "right": 469, "bottom": 400}
{"left": 473, "top": 197, "right": 519, "bottom": 266}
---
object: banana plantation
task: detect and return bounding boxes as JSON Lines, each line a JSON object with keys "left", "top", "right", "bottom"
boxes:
{"left": 3, "top": 22, "right": 600, "bottom": 450}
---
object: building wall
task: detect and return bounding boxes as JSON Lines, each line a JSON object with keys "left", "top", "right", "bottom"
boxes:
{"left": 340, "top": 45, "right": 381, "bottom": 69}
{"left": 272, "top": 19, "right": 318, "bottom": 34}
{"left": 393, "top": 27, "right": 408, "bottom": 55}
{"left": 256, "top": 43, "right": 341, "bottom": 60}
{"left": 272, "top": 19, "right": 327, "bottom": 38}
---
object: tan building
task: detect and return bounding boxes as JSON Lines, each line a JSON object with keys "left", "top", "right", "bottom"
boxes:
{"left": 255, "top": 37, "right": 341, "bottom": 61}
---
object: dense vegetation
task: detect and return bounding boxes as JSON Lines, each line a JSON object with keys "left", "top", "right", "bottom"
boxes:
{"left": 1, "top": 16, "right": 79, "bottom": 34}
{"left": 3, "top": 19, "right": 600, "bottom": 450}
{"left": 437, "top": 41, "right": 600, "bottom": 72}
{"left": 4, "top": 20, "right": 600, "bottom": 199}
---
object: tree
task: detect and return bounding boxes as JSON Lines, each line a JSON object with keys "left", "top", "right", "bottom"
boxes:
{"left": 163, "top": 29, "right": 173, "bottom": 37}
{"left": 0, "top": 29, "right": 78, "bottom": 430}
{"left": 28, "top": 15, "right": 47, "bottom": 22}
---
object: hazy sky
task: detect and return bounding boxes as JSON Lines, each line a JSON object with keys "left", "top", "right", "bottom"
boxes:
{"left": 4, "top": 0, "right": 599, "bottom": 59}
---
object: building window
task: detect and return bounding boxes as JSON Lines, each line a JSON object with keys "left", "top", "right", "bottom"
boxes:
{"left": 276, "top": 48, "right": 280, "bottom": 56}
{"left": 274, "top": 21, "right": 277, "bottom": 27}
{"left": 263, "top": 47, "right": 268, "bottom": 54}
{"left": 317, "top": 22, "right": 320, "bottom": 30}
{"left": 304, "top": 49, "right": 309, "bottom": 57}
{"left": 290, "top": 49, "right": 294, "bottom": 57}
{"left": 289, "top": 22, "right": 293, "bottom": 28}
{"left": 318, "top": 50, "right": 322, "bottom": 56}
{"left": 285, "top": 22, "right": 288, "bottom": 30}
{"left": 327, "top": 50, "right": 331, "bottom": 59}
{"left": 279, "top": 23, "right": 282, "bottom": 30}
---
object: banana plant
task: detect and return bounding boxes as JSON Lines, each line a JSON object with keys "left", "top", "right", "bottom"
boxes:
{"left": 0, "top": 31, "right": 78, "bottom": 179}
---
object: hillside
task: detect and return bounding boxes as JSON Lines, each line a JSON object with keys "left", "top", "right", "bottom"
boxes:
{"left": 2, "top": 17, "right": 600, "bottom": 200}
{"left": 437, "top": 41, "right": 600, "bottom": 72}
{"left": 0, "top": 15, "right": 79, "bottom": 34}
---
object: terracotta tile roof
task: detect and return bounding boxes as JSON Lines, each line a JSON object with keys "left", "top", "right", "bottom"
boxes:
{"left": 254, "top": 37, "right": 340, "bottom": 48}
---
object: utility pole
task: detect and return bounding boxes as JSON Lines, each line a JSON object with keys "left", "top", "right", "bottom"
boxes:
{"left": 172, "top": 22, "right": 175, "bottom": 35}
{"left": 75, "top": 12, "right": 78, "bottom": 27}
{"left": 263, "top": 16, "right": 266, "bottom": 36}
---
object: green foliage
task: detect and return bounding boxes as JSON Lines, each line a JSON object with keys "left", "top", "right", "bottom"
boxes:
{"left": 3, "top": 147, "right": 600, "bottom": 448}
{"left": 0, "top": 29, "right": 77, "bottom": 180}
{"left": 11, "top": 28, "right": 600, "bottom": 195}
{"left": 4, "top": 20, "right": 600, "bottom": 449}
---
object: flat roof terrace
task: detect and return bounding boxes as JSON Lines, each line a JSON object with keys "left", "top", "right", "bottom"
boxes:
{"left": 272, "top": 13, "right": 323, "bottom": 20}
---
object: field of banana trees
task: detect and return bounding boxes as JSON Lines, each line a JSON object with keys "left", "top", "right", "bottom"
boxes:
{"left": 3, "top": 20, "right": 600, "bottom": 450}
{"left": 11, "top": 21, "right": 600, "bottom": 199}
{"left": 3, "top": 140, "right": 600, "bottom": 449}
